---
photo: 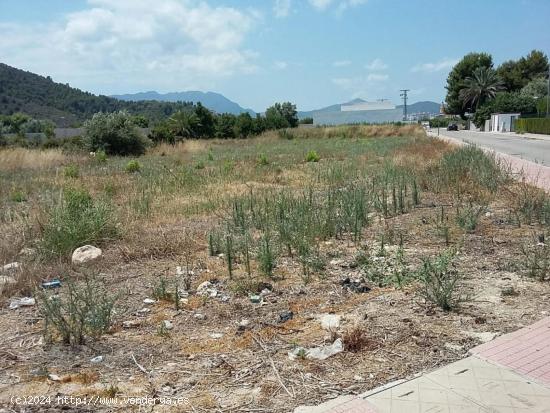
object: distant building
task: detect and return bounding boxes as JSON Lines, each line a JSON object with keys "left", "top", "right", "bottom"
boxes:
{"left": 341, "top": 100, "right": 395, "bottom": 112}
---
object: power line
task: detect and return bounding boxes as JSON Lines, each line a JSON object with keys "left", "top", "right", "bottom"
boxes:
{"left": 400, "top": 89, "right": 410, "bottom": 121}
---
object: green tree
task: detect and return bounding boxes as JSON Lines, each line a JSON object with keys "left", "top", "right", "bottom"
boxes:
{"left": 472, "top": 92, "right": 537, "bottom": 128}
{"left": 215, "top": 113, "right": 236, "bottom": 139}
{"left": 169, "top": 110, "right": 199, "bottom": 139}
{"left": 265, "top": 102, "right": 298, "bottom": 129}
{"left": 521, "top": 77, "right": 549, "bottom": 98}
{"left": 84, "top": 111, "right": 150, "bottom": 156}
{"left": 131, "top": 114, "right": 149, "bottom": 128}
{"left": 497, "top": 50, "right": 549, "bottom": 92}
{"left": 445, "top": 53, "right": 493, "bottom": 118}
{"left": 148, "top": 120, "right": 176, "bottom": 144}
{"left": 194, "top": 102, "right": 215, "bottom": 138}
{"left": 459, "top": 67, "right": 504, "bottom": 110}
{"left": 234, "top": 112, "right": 255, "bottom": 138}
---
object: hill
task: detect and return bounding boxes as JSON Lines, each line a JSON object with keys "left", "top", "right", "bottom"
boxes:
{"left": 112, "top": 91, "right": 255, "bottom": 115}
{"left": 298, "top": 99, "right": 440, "bottom": 125}
{"left": 0, "top": 63, "right": 193, "bottom": 126}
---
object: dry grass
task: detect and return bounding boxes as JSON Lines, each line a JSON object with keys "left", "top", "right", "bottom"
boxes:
{"left": 0, "top": 147, "right": 83, "bottom": 172}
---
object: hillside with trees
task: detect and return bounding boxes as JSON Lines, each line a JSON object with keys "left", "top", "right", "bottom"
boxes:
{"left": 0, "top": 63, "right": 194, "bottom": 126}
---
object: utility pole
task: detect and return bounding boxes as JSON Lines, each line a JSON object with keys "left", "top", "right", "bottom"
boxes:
{"left": 400, "top": 89, "right": 410, "bottom": 121}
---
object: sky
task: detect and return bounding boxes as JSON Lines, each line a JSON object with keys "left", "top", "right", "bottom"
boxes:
{"left": 0, "top": 0, "right": 549, "bottom": 112}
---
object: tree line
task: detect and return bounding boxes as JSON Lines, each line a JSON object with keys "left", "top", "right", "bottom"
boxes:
{"left": 444, "top": 50, "right": 548, "bottom": 127}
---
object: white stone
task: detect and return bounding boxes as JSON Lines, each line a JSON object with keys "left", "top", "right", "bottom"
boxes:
{"left": 162, "top": 320, "right": 173, "bottom": 330}
{"left": 463, "top": 330, "right": 498, "bottom": 343}
{"left": 48, "top": 374, "right": 61, "bottom": 381}
{"left": 210, "top": 333, "right": 224, "bottom": 339}
{"left": 90, "top": 356, "right": 104, "bottom": 363}
{"left": 238, "top": 319, "right": 250, "bottom": 328}
{"left": 196, "top": 281, "right": 217, "bottom": 297}
{"left": 319, "top": 314, "right": 341, "bottom": 331}
{"left": 143, "top": 298, "right": 156, "bottom": 305}
{"left": 71, "top": 245, "right": 102, "bottom": 265}
{"left": 194, "top": 313, "right": 206, "bottom": 320}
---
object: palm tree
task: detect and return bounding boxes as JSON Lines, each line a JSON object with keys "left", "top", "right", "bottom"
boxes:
{"left": 169, "top": 110, "right": 200, "bottom": 139}
{"left": 459, "top": 67, "right": 504, "bottom": 111}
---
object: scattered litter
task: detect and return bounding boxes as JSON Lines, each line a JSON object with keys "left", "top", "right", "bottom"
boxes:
{"left": 444, "top": 343, "right": 464, "bottom": 352}
{"left": 42, "top": 279, "right": 61, "bottom": 289}
{"left": 143, "top": 298, "right": 156, "bottom": 305}
{"left": 260, "top": 288, "right": 271, "bottom": 296}
{"left": 0, "top": 275, "right": 16, "bottom": 288}
{"left": 210, "top": 333, "right": 224, "bottom": 339}
{"left": 319, "top": 313, "right": 341, "bottom": 331}
{"left": 9, "top": 297, "right": 36, "bottom": 310}
{"left": 2, "top": 262, "right": 20, "bottom": 272}
{"left": 238, "top": 319, "right": 250, "bottom": 328}
{"left": 249, "top": 294, "right": 262, "bottom": 303}
{"left": 353, "top": 375, "right": 364, "bottom": 381}
{"left": 340, "top": 277, "right": 371, "bottom": 293}
{"left": 257, "top": 282, "right": 273, "bottom": 292}
{"left": 90, "top": 356, "right": 104, "bottom": 363}
{"left": 179, "top": 298, "right": 189, "bottom": 305}
{"left": 48, "top": 374, "right": 61, "bottom": 381}
{"left": 288, "top": 338, "right": 343, "bottom": 361}
{"left": 136, "top": 308, "right": 150, "bottom": 315}
{"left": 72, "top": 245, "right": 102, "bottom": 265}
{"left": 220, "top": 295, "right": 230, "bottom": 302}
{"left": 162, "top": 320, "right": 174, "bottom": 330}
{"left": 123, "top": 320, "right": 142, "bottom": 329}
{"left": 196, "top": 281, "right": 218, "bottom": 298}
{"left": 19, "top": 247, "right": 36, "bottom": 257}
{"left": 278, "top": 310, "right": 294, "bottom": 323}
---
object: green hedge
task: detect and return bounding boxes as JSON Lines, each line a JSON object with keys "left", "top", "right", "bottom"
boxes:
{"left": 517, "top": 118, "right": 550, "bottom": 135}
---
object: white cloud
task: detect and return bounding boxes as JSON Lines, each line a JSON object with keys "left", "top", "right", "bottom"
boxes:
{"left": 365, "top": 58, "right": 388, "bottom": 71}
{"left": 274, "top": 0, "right": 291, "bottom": 17}
{"left": 411, "top": 58, "right": 458, "bottom": 73}
{"left": 367, "top": 73, "right": 388, "bottom": 82}
{"left": 0, "top": 0, "right": 259, "bottom": 92}
{"left": 309, "top": 0, "right": 366, "bottom": 12}
{"left": 275, "top": 60, "right": 289, "bottom": 69}
{"left": 333, "top": 60, "right": 352, "bottom": 67}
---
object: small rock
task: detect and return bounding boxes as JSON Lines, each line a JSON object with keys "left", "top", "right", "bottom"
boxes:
{"left": 210, "top": 333, "right": 224, "bottom": 339}
{"left": 220, "top": 295, "right": 230, "bottom": 302}
{"left": 319, "top": 314, "right": 341, "bottom": 331}
{"left": 238, "top": 319, "right": 250, "bottom": 328}
{"left": 9, "top": 297, "right": 36, "bottom": 310}
{"left": 353, "top": 375, "right": 364, "bottom": 381}
{"left": 19, "top": 247, "right": 36, "bottom": 257}
{"left": 123, "top": 320, "right": 142, "bottom": 329}
{"left": 463, "top": 331, "right": 498, "bottom": 343}
{"left": 2, "top": 262, "right": 20, "bottom": 272}
{"left": 278, "top": 310, "right": 294, "bottom": 323}
{"left": 162, "top": 320, "right": 174, "bottom": 330}
{"left": 0, "top": 275, "right": 16, "bottom": 289}
{"left": 260, "top": 288, "right": 271, "bottom": 296}
{"left": 444, "top": 343, "right": 464, "bottom": 352}
{"left": 340, "top": 277, "right": 371, "bottom": 293}
{"left": 136, "top": 308, "right": 150, "bottom": 315}
{"left": 90, "top": 356, "right": 104, "bottom": 363}
{"left": 48, "top": 374, "right": 61, "bottom": 381}
{"left": 143, "top": 298, "right": 156, "bottom": 305}
{"left": 194, "top": 313, "right": 206, "bottom": 320}
{"left": 196, "top": 281, "right": 218, "bottom": 297}
{"left": 179, "top": 298, "right": 189, "bottom": 305}
{"left": 72, "top": 245, "right": 102, "bottom": 265}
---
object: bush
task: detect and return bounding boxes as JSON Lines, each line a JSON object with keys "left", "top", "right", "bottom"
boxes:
{"left": 125, "top": 160, "right": 141, "bottom": 173}
{"left": 38, "top": 274, "right": 117, "bottom": 345}
{"left": 305, "top": 150, "right": 320, "bottom": 163}
{"left": 516, "top": 118, "right": 550, "bottom": 135}
{"left": 41, "top": 188, "right": 118, "bottom": 258}
{"left": 417, "top": 248, "right": 463, "bottom": 311}
{"left": 95, "top": 150, "right": 108, "bottom": 163}
{"left": 63, "top": 164, "right": 80, "bottom": 178}
{"left": 257, "top": 153, "right": 269, "bottom": 166}
{"left": 84, "top": 111, "right": 150, "bottom": 156}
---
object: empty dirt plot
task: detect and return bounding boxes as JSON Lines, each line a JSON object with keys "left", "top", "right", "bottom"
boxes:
{"left": 1, "top": 125, "right": 550, "bottom": 412}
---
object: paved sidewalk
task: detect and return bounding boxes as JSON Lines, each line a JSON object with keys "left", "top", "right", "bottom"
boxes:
{"left": 295, "top": 317, "right": 550, "bottom": 413}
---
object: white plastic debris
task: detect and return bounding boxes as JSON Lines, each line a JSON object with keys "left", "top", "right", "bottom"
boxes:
{"left": 196, "top": 281, "right": 218, "bottom": 298}
{"left": 194, "top": 313, "right": 206, "bottom": 320}
{"left": 319, "top": 314, "right": 341, "bottom": 331}
{"left": 143, "top": 298, "right": 156, "bottom": 305}
{"left": 9, "top": 297, "right": 36, "bottom": 310}
{"left": 90, "top": 356, "right": 104, "bottom": 363}
{"left": 2, "top": 262, "right": 20, "bottom": 272}
{"left": 210, "top": 333, "right": 224, "bottom": 339}
{"left": 48, "top": 374, "right": 61, "bottom": 381}
{"left": 288, "top": 338, "right": 344, "bottom": 361}
{"left": 162, "top": 320, "right": 174, "bottom": 330}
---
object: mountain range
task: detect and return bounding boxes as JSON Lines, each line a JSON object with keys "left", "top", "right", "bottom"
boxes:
{"left": 112, "top": 91, "right": 255, "bottom": 116}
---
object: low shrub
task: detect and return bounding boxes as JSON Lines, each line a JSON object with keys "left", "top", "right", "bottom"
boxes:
{"left": 305, "top": 150, "right": 320, "bottom": 163}
{"left": 37, "top": 274, "right": 117, "bottom": 345}
{"left": 63, "top": 164, "right": 80, "bottom": 178}
{"left": 516, "top": 118, "right": 550, "bottom": 135}
{"left": 41, "top": 188, "right": 118, "bottom": 258}
{"left": 521, "top": 243, "right": 550, "bottom": 281}
{"left": 417, "top": 248, "right": 463, "bottom": 311}
{"left": 257, "top": 153, "right": 269, "bottom": 166}
{"left": 125, "top": 160, "right": 141, "bottom": 173}
{"left": 456, "top": 203, "right": 486, "bottom": 233}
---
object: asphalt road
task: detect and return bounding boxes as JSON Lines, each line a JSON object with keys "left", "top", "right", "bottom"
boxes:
{"left": 433, "top": 129, "right": 550, "bottom": 166}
